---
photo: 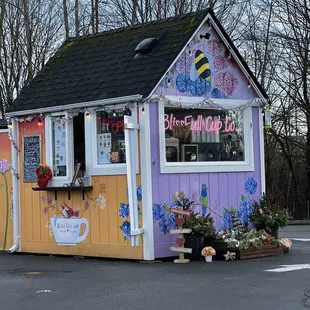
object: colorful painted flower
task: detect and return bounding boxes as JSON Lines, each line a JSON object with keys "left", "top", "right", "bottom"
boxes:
{"left": 120, "top": 221, "right": 131, "bottom": 239}
{"left": 237, "top": 199, "right": 254, "bottom": 227}
{"left": 43, "top": 207, "right": 49, "bottom": 215}
{"left": 119, "top": 203, "right": 130, "bottom": 218}
{"left": 215, "top": 72, "right": 239, "bottom": 95}
{"left": 176, "top": 53, "right": 193, "bottom": 74}
{"left": 221, "top": 210, "right": 233, "bottom": 230}
{"left": 0, "top": 158, "right": 11, "bottom": 250}
{"left": 244, "top": 177, "right": 257, "bottom": 195}
{"left": 84, "top": 201, "right": 89, "bottom": 211}
{"left": 152, "top": 203, "right": 165, "bottom": 222}
{"left": 137, "top": 186, "right": 142, "bottom": 201}
{"left": 97, "top": 194, "right": 105, "bottom": 209}
{"left": 0, "top": 158, "right": 10, "bottom": 174}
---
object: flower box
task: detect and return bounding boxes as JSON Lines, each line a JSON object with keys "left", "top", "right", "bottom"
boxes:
{"left": 238, "top": 244, "right": 284, "bottom": 260}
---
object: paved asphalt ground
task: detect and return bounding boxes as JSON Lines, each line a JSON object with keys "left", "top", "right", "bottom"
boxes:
{"left": 0, "top": 225, "right": 309, "bottom": 310}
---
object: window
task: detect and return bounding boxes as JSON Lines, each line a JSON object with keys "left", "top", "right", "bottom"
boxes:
{"left": 159, "top": 101, "right": 254, "bottom": 173}
{"left": 85, "top": 105, "right": 139, "bottom": 176}
{"left": 51, "top": 116, "right": 67, "bottom": 177}
{"left": 164, "top": 107, "right": 244, "bottom": 162}
{"left": 96, "top": 111, "right": 126, "bottom": 165}
{"left": 45, "top": 112, "right": 79, "bottom": 186}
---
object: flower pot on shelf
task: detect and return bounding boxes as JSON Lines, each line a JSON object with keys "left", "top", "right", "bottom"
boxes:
{"left": 205, "top": 255, "right": 212, "bottom": 262}
{"left": 38, "top": 178, "right": 49, "bottom": 188}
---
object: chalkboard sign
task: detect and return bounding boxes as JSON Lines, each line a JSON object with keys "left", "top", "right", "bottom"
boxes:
{"left": 23, "top": 134, "right": 41, "bottom": 182}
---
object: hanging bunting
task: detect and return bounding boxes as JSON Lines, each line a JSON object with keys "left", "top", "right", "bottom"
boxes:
{"left": 146, "top": 92, "right": 268, "bottom": 112}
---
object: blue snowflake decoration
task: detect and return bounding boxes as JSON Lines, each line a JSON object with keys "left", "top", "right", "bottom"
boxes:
{"left": 244, "top": 177, "right": 257, "bottom": 195}
{"left": 120, "top": 221, "right": 131, "bottom": 239}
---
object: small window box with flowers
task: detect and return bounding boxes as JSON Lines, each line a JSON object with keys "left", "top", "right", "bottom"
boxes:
{"left": 36, "top": 164, "right": 52, "bottom": 187}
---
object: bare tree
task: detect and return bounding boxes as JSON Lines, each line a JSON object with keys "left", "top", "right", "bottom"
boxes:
{"left": 63, "top": 0, "right": 70, "bottom": 39}
{"left": 75, "top": 0, "right": 79, "bottom": 37}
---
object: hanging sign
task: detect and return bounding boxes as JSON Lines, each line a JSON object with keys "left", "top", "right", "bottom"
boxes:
{"left": 170, "top": 208, "right": 192, "bottom": 216}
{"left": 264, "top": 106, "right": 272, "bottom": 129}
{"left": 164, "top": 114, "right": 235, "bottom": 133}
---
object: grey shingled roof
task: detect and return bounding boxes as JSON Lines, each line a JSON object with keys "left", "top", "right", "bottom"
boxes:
{"left": 0, "top": 119, "right": 7, "bottom": 129}
{"left": 7, "top": 9, "right": 268, "bottom": 114}
{"left": 8, "top": 9, "right": 209, "bottom": 113}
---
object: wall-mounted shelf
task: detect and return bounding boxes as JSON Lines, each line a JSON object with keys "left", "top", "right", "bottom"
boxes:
{"left": 32, "top": 186, "right": 93, "bottom": 200}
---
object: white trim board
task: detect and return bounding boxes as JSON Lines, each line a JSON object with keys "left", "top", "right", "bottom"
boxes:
{"left": 139, "top": 104, "right": 155, "bottom": 260}
{"left": 7, "top": 95, "right": 143, "bottom": 117}
{"left": 259, "top": 107, "right": 266, "bottom": 195}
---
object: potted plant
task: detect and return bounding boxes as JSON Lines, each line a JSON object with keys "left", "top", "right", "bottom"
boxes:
{"left": 168, "top": 191, "right": 215, "bottom": 261}
{"left": 201, "top": 246, "right": 216, "bottom": 262}
{"left": 183, "top": 213, "right": 215, "bottom": 260}
{"left": 36, "top": 164, "right": 52, "bottom": 187}
{"left": 249, "top": 195, "right": 288, "bottom": 238}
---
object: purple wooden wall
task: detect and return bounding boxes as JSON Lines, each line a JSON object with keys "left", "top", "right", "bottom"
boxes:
{"left": 149, "top": 103, "right": 262, "bottom": 258}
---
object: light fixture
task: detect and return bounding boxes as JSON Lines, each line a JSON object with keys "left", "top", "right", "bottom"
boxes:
{"left": 86, "top": 111, "right": 91, "bottom": 120}
{"left": 228, "top": 53, "right": 232, "bottom": 60}
{"left": 247, "top": 82, "right": 251, "bottom": 89}
{"left": 38, "top": 118, "right": 43, "bottom": 126}
{"left": 8, "top": 120, "right": 13, "bottom": 130}
{"left": 142, "top": 106, "right": 145, "bottom": 115}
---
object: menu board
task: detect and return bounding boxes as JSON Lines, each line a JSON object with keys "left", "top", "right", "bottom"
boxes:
{"left": 23, "top": 134, "right": 41, "bottom": 182}
{"left": 97, "top": 133, "right": 112, "bottom": 164}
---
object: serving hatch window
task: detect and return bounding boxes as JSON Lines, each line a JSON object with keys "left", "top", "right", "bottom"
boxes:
{"left": 96, "top": 110, "right": 126, "bottom": 165}
{"left": 164, "top": 106, "right": 244, "bottom": 163}
{"left": 52, "top": 116, "right": 67, "bottom": 177}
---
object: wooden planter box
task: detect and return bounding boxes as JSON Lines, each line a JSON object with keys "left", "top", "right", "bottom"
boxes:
{"left": 238, "top": 244, "right": 284, "bottom": 260}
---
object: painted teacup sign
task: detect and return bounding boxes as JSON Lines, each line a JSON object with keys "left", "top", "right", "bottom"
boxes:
{"left": 50, "top": 217, "right": 89, "bottom": 246}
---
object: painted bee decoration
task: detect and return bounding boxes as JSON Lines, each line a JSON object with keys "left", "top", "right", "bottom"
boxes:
{"left": 194, "top": 49, "right": 211, "bottom": 81}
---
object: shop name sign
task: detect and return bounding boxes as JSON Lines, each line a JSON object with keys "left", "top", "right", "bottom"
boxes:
{"left": 164, "top": 114, "right": 235, "bottom": 133}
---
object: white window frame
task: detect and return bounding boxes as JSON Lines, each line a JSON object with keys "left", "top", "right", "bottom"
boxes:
{"left": 45, "top": 112, "right": 74, "bottom": 186}
{"left": 158, "top": 100, "right": 254, "bottom": 173}
{"left": 85, "top": 104, "right": 139, "bottom": 176}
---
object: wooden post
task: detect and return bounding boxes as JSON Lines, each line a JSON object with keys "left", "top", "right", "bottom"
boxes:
{"left": 169, "top": 208, "right": 192, "bottom": 264}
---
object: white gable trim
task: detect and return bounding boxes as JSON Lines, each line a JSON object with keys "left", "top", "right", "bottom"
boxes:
{"left": 6, "top": 95, "right": 143, "bottom": 117}
{"left": 144, "top": 13, "right": 266, "bottom": 102}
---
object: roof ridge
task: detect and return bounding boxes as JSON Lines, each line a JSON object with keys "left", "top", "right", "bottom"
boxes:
{"left": 67, "top": 8, "right": 211, "bottom": 43}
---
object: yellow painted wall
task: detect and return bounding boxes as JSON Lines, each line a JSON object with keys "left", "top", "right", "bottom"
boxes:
{"left": 18, "top": 119, "right": 143, "bottom": 259}
{"left": 0, "top": 131, "right": 13, "bottom": 251}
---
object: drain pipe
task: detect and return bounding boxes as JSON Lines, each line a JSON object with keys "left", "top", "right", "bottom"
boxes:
{"left": 8, "top": 118, "right": 20, "bottom": 253}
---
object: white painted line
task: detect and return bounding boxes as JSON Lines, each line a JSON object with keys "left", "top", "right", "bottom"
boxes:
{"left": 36, "top": 290, "right": 52, "bottom": 294}
{"left": 289, "top": 238, "right": 310, "bottom": 242}
{"left": 265, "top": 264, "right": 310, "bottom": 273}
